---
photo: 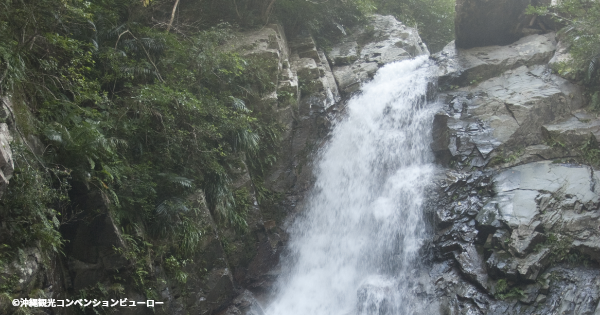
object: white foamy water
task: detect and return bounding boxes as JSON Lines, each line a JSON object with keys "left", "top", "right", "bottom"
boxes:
{"left": 265, "top": 56, "right": 437, "bottom": 315}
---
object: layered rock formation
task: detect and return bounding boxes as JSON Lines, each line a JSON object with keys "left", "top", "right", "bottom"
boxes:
{"left": 423, "top": 4, "right": 600, "bottom": 313}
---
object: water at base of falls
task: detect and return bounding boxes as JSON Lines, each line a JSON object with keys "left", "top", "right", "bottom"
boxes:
{"left": 265, "top": 56, "right": 438, "bottom": 315}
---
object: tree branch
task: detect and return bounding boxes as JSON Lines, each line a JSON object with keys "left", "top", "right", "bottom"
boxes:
{"left": 166, "top": 0, "right": 181, "bottom": 33}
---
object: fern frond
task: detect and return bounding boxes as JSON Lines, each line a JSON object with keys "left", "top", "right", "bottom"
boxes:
{"left": 157, "top": 173, "right": 194, "bottom": 188}
{"left": 229, "top": 96, "right": 250, "bottom": 112}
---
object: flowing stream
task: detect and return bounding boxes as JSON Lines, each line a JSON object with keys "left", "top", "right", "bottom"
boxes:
{"left": 265, "top": 56, "right": 437, "bottom": 315}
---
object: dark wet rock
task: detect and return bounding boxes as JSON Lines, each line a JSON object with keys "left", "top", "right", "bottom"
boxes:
{"left": 475, "top": 202, "right": 504, "bottom": 232}
{"left": 455, "top": 0, "right": 532, "bottom": 49}
{"left": 431, "top": 112, "right": 452, "bottom": 166}
{"left": 428, "top": 4, "right": 600, "bottom": 312}
{"left": 455, "top": 244, "right": 490, "bottom": 290}
{"left": 218, "top": 290, "right": 265, "bottom": 315}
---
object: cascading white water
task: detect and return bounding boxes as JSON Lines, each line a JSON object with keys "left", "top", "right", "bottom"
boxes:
{"left": 265, "top": 56, "right": 437, "bottom": 315}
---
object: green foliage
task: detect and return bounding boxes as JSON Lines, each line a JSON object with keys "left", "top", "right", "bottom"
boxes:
{"left": 0, "top": 0, "right": 285, "bottom": 302}
{"left": 164, "top": 255, "right": 191, "bottom": 284}
{"left": 273, "top": 0, "right": 454, "bottom": 51}
{"left": 540, "top": 233, "right": 592, "bottom": 266}
{"left": 591, "top": 91, "right": 600, "bottom": 111}
{"left": 497, "top": 287, "right": 526, "bottom": 300}
{"left": 580, "top": 134, "right": 600, "bottom": 166}
{"left": 495, "top": 279, "right": 509, "bottom": 295}
{"left": 275, "top": 0, "right": 376, "bottom": 46}
{"left": 374, "top": 0, "right": 455, "bottom": 52}
{"left": 527, "top": 1, "right": 600, "bottom": 89}
{"left": 0, "top": 144, "right": 69, "bottom": 260}
{"left": 525, "top": 5, "right": 549, "bottom": 16}
{"left": 493, "top": 278, "right": 527, "bottom": 300}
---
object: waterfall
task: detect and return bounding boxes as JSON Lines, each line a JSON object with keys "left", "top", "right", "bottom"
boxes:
{"left": 265, "top": 56, "right": 437, "bottom": 315}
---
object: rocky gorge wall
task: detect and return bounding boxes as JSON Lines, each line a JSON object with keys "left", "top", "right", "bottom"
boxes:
{"left": 421, "top": 2, "right": 600, "bottom": 313}
{"left": 231, "top": 3, "right": 600, "bottom": 314}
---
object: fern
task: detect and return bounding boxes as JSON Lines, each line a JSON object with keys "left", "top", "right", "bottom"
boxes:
{"left": 157, "top": 172, "right": 194, "bottom": 189}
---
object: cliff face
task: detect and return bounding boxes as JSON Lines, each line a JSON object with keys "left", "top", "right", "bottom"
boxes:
{"left": 421, "top": 3, "right": 600, "bottom": 313}
{"left": 425, "top": 32, "right": 600, "bottom": 312}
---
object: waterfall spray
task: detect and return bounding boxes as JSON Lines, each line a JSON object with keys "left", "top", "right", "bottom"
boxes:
{"left": 266, "top": 56, "right": 437, "bottom": 315}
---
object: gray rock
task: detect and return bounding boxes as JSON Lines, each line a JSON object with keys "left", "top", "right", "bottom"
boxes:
{"left": 492, "top": 229, "right": 511, "bottom": 250}
{"left": 431, "top": 112, "right": 452, "bottom": 165}
{"left": 455, "top": 244, "right": 490, "bottom": 290}
{"left": 218, "top": 290, "right": 265, "bottom": 315}
{"left": 542, "top": 110, "right": 600, "bottom": 145}
{"left": 293, "top": 57, "right": 320, "bottom": 81}
{"left": 331, "top": 62, "right": 380, "bottom": 95}
{"left": 475, "top": 202, "right": 504, "bottom": 231}
{"left": 486, "top": 247, "right": 551, "bottom": 281}
{"left": 0, "top": 247, "right": 43, "bottom": 293}
{"left": 328, "top": 41, "right": 358, "bottom": 66}
{"left": 0, "top": 122, "right": 13, "bottom": 199}
{"left": 439, "top": 63, "right": 583, "bottom": 167}
{"left": 516, "top": 247, "right": 552, "bottom": 281}
{"left": 289, "top": 34, "right": 320, "bottom": 61}
{"left": 518, "top": 283, "right": 540, "bottom": 304}
{"left": 436, "top": 33, "right": 557, "bottom": 88}
{"left": 487, "top": 250, "right": 519, "bottom": 280}
{"left": 430, "top": 11, "right": 600, "bottom": 313}
{"left": 508, "top": 225, "right": 546, "bottom": 258}
{"left": 327, "top": 15, "right": 429, "bottom": 96}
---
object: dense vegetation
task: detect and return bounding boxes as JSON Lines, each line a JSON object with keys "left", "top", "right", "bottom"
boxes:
{"left": 375, "top": 0, "right": 455, "bottom": 52}
{"left": 275, "top": 0, "right": 455, "bottom": 52}
{"left": 0, "top": 0, "right": 287, "bottom": 308}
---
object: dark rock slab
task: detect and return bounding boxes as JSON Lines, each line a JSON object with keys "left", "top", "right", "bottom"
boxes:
{"left": 455, "top": 0, "right": 531, "bottom": 49}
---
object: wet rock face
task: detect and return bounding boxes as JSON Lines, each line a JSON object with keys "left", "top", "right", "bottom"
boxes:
{"left": 429, "top": 26, "right": 600, "bottom": 314}
{"left": 327, "top": 15, "right": 429, "bottom": 96}
{"left": 432, "top": 39, "right": 584, "bottom": 169}
{"left": 455, "top": 0, "right": 532, "bottom": 49}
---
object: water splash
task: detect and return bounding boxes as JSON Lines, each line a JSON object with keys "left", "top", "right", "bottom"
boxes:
{"left": 266, "top": 56, "right": 437, "bottom": 315}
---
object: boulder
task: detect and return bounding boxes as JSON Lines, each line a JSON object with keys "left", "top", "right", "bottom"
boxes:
{"left": 455, "top": 0, "right": 532, "bottom": 49}
{"left": 328, "top": 41, "right": 359, "bottom": 66}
